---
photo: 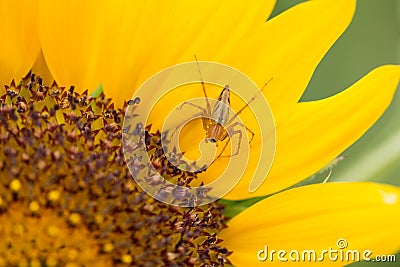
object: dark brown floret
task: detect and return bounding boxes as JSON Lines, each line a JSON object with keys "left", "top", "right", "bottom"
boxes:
{"left": 0, "top": 73, "right": 231, "bottom": 266}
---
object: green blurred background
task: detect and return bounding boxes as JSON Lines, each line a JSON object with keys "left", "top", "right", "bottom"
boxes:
{"left": 273, "top": 0, "right": 399, "bottom": 266}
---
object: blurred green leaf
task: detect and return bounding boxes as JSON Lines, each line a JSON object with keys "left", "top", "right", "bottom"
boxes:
{"left": 219, "top": 196, "right": 265, "bottom": 219}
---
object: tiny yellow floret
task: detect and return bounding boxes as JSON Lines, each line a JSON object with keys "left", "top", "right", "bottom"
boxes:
{"left": 47, "top": 225, "right": 60, "bottom": 237}
{"left": 29, "top": 201, "right": 40, "bottom": 213}
{"left": 45, "top": 257, "right": 58, "bottom": 267}
{"left": 30, "top": 259, "right": 41, "bottom": 267}
{"left": 69, "top": 213, "right": 81, "bottom": 225}
{"left": 10, "top": 179, "right": 22, "bottom": 192}
{"left": 121, "top": 254, "right": 133, "bottom": 264}
{"left": 47, "top": 190, "right": 61, "bottom": 202}
{"left": 103, "top": 242, "right": 114, "bottom": 253}
{"left": 67, "top": 248, "right": 79, "bottom": 260}
{"left": 95, "top": 214, "right": 104, "bottom": 224}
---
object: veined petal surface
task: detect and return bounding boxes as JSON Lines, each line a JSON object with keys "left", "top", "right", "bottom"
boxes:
{"left": 220, "top": 182, "right": 400, "bottom": 266}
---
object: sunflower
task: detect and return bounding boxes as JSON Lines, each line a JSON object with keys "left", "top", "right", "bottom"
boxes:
{"left": 1, "top": 0, "right": 399, "bottom": 266}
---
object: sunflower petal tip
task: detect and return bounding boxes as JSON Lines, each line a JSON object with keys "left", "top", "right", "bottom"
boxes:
{"left": 375, "top": 64, "right": 400, "bottom": 76}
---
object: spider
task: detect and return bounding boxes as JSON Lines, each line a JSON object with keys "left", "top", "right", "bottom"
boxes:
{"left": 171, "top": 56, "right": 273, "bottom": 160}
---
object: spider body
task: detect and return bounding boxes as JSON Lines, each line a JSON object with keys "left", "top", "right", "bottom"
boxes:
{"left": 203, "top": 85, "right": 230, "bottom": 143}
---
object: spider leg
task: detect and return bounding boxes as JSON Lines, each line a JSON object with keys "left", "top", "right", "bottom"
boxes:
{"left": 229, "top": 121, "right": 255, "bottom": 144}
{"left": 214, "top": 119, "right": 256, "bottom": 160}
{"left": 225, "top": 77, "right": 273, "bottom": 126}
{"left": 224, "top": 121, "right": 255, "bottom": 143}
{"left": 216, "top": 129, "right": 243, "bottom": 160}
{"left": 194, "top": 55, "right": 212, "bottom": 115}
{"left": 169, "top": 110, "right": 206, "bottom": 143}
{"left": 179, "top": 101, "right": 208, "bottom": 114}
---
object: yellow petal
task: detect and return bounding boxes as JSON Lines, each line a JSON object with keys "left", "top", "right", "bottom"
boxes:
{"left": 32, "top": 50, "right": 54, "bottom": 85}
{"left": 0, "top": 0, "right": 40, "bottom": 86}
{"left": 38, "top": 0, "right": 275, "bottom": 105}
{"left": 260, "top": 65, "right": 399, "bottom": 196}
{"left": 220, "top": 182, "right": 400, "bottom": 266}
